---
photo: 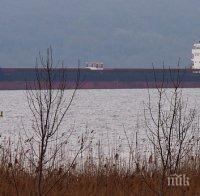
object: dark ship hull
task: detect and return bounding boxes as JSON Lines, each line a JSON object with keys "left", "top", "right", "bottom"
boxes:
{"left": 0, "top": 67, "right": 200, "bottom": 90}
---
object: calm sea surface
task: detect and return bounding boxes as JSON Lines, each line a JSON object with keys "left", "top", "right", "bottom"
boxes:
{"left": 0, "top": 89, "right": 199, "bottom": 160}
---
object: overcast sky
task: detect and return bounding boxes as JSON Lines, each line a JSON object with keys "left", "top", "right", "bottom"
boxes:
{"left": 0, "top": 0, "right": 200, "bottom": 67}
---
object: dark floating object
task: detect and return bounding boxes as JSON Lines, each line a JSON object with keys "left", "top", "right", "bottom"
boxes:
{"left": 0, "top": 43, "right": 200, "bottom": 89}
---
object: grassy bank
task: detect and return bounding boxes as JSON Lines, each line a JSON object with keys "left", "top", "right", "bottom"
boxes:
{"left": 0, "top": 147, "right": 199, "bottom": 196}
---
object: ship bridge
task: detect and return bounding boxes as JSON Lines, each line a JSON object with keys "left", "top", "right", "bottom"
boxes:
{"left": 86, "top": 61, "right": 104, "bottom": 70}
{"left": 192, "top": 42, "right": 200, "bottom": 69}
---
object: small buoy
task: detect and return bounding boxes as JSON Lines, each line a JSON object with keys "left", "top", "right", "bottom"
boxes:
{"left": 0, "top": 111, "right": 3, "bottom": 117}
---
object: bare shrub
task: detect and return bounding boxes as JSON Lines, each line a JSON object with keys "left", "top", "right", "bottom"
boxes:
{"left": 25, "top": 47, "right": 85, "bottom": 195}
{"left": 144, "top": 67, "right": 199, "bottom": 195}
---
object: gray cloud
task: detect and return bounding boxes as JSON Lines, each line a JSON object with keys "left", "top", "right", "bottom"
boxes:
{"left": 0, "top": 0, "right": 199, "bottom": 67}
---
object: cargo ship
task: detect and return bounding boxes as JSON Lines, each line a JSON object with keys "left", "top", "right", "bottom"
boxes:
{"left": 1, "top": 43, "right": 200, "bottom": 90}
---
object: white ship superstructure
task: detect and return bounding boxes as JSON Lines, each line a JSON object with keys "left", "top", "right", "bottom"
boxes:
{"left": 191, "top": 42, "right": 200, "bottom": 69}
{"left": 86, "top": 62, "right": 104, "bottom": 70}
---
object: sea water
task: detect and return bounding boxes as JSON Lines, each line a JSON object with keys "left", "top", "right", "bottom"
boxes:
{"left": 0, "top": 89, "right": 199, "bottom": 162}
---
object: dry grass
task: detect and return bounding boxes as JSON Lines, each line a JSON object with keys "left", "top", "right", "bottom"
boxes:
{"left": 0, "top": 154, "right": 199, "bottom": 196}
